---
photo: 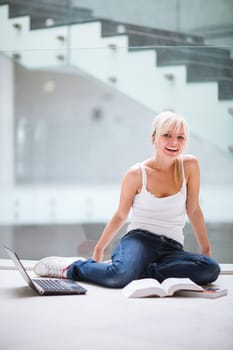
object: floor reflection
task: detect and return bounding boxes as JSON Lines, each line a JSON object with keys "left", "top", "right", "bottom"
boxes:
{"left": 0, "top": 222, "right": 232, "bottom": 263}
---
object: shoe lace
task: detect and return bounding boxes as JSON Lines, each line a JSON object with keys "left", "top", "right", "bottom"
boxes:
{"left": 47, "top": 264, "right": 64, "bottom": 277}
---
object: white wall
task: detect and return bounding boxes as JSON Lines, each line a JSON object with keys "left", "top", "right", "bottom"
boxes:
{"left": 14, "top": 65, "right": 153, "bottom": 183}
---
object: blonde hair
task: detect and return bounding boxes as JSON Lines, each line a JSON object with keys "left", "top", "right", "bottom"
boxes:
{"left": 152, "top": 111, "right": 189, "bottom": 190}
{"left": 152, "top": 111, "right": 189, "bottom": 140}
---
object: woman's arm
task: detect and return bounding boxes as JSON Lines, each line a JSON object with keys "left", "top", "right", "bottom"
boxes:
{"left": 92, "top": 166, "right": 141, "bottom": 262}
{"left": 184, "top": 155, "right": 212, "bottom": 256}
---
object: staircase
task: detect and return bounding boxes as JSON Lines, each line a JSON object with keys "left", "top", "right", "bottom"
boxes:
{"left": 0, "top": 1, "right": 233, "bottom": 154}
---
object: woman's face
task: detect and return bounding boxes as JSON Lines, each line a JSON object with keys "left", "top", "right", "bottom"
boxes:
{"left": 153, "top": 125, "right": 187, "bottom": 158}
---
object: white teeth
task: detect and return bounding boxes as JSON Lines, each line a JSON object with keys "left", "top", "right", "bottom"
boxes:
{"left": 166, "top": 147, "right": 178, "bottom": 151}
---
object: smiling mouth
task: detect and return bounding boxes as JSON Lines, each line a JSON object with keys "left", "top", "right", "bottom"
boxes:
{"left": 166, "top": 147, "right": 178, "bottom": 152}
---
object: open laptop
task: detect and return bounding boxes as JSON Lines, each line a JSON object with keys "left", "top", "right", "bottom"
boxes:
{"left": 4, "top": 246, "right": 87, "bottom": 296}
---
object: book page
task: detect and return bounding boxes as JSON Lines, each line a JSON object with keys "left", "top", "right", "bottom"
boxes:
{"left": 123, "top": 278, "right": 205, "bottom": 298}
{"left": 161, "top": 278, "right": 203, "bottom": 296}
{"left": 123, "top": 278, "right": 166, "bottom": 298}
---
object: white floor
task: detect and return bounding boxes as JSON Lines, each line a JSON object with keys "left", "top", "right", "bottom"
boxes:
{"left": 0, "top": 261, "right": 233, "bottom": 350}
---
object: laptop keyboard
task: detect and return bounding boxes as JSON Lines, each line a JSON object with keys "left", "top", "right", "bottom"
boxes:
{"left": 35, "top": 279, "right": 68, "bottom": 290}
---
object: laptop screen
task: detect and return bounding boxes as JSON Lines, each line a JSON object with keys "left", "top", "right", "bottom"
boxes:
{"left": 4, "top": 246, "right": 36, "bottom": 290}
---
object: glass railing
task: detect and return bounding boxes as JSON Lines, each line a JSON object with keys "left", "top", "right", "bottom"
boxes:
{"left": 0, "top": 0, "right": 232, "bottom": 262}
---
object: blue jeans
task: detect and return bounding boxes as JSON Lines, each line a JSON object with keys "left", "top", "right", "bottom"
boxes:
{"left": 67, "top": 229, "right": 220, "bottom": 288}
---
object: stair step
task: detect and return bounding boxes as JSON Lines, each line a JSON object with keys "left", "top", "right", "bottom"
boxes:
{"left": 0, "top": 0, "right": 94, "bottom": 29}
{"left": 30, "top": 8, "right": 94, "bottom": 30}
{"left": 187, "top": 63, "right": 233, "bottom": 82}
{"left": 155, "top": 47, "right": 233, "bottom": 68}
{"left": 218, "top": 81, "right": 233, "bottom": 100}
{"left": 127, "top": 33, "right": 203, "bottom": 48}
{"left": 101, "top": 19, "right": 204, "bottom": 46}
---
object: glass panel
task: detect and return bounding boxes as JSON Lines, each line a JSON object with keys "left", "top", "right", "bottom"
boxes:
{"left": 72, "top": 0, "right": 233, "bottom": 47}
{"left": 0, "top": 0, "right": 232, "bottom": 263}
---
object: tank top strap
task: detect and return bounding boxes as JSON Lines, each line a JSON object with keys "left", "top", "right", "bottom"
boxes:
{"left": 180, "top": 156, "right": 187, "bottom": 194}
{"left": 139, "top": 163, "right": 147, "bottom": 188}
{"left": 180, "top": 156, "right": 185, "bottom": 183}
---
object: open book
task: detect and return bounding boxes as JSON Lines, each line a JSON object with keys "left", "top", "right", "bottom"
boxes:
{"left": 123, "top": 278, "right": 227, "bottom": 299}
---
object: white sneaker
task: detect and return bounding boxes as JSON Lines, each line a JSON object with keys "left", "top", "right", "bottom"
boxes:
{"left": 34, "top": 256, "right": 85, "bottom": 278}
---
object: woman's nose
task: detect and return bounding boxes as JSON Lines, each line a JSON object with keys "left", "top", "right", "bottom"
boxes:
{"left": 170, "top": 138, "right": 177, "bottom": 145}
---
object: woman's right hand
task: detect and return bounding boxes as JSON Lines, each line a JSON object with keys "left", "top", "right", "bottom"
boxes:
{"left": 92, "top": 244, "right": 105, "bottom": 262}
{"left": 91, "top": 166, "right": 139, "bottom": 262}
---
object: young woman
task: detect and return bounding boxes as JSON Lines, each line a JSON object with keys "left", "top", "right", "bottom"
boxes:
{"left": 35, "top": 111, "right": 220, "bottom": 287}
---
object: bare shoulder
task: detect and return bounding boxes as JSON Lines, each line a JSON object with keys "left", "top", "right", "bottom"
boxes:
{"left": 183, "top": 154, "right": 199, "bottom": 167}
{"left": 122, "top": 163, "right": 142, "bottom": 188}
{"left": 129, "top": 162, "right": 142, "bottom": 172}
{"left": 183, "top": 154, "right": 200, "bottom": 178}
{"left": 124, "top": 163, "right": 141, "bottom": 181}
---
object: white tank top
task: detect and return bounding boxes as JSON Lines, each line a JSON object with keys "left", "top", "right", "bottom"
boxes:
{"left": 127, "top": 161, "right": 187, "bottom": 244}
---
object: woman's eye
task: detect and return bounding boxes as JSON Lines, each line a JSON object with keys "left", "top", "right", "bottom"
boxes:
{"left": 177, "top": 135, "right": 185, "bottom": 140}
{"left": 163, "top": 133, "right": 171, "bottom": 137}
